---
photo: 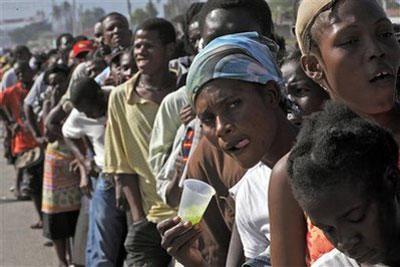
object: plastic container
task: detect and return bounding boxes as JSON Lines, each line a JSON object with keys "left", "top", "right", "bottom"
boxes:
{"left": 177, "top": 179, "right": 216, "bottom": 225}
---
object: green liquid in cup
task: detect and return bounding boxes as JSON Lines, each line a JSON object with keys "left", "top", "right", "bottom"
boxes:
{"left": 180, "top": 205, "right": 205, "bottom": 225}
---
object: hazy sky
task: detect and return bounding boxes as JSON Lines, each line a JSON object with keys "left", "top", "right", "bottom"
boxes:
{"left": 0, "top": 0, "right": 164, "bottom": 27}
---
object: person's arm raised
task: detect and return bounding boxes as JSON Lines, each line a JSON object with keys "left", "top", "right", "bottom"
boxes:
{"left": 269, "top": 154, "right": 308, "bottom": 267}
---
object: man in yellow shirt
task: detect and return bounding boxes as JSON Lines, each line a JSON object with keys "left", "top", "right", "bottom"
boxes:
{"left": 104, "top": 18, "right": 177, "bottom": 266}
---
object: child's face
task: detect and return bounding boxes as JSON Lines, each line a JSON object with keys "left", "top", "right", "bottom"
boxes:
{"left": 47, "top": 72, "right": 68, "bottom": 94}
{"left": 120, "top": 52, "right": 135, "bottom": 83}
{"left": 14, "top": 63, "right": 34, "bottom": 84}
{"left": 303, "top": 183, "right": 397, "bottom": 265}
{"left": 281, "top": 60, "right": 328, "bottom": 117}
{"left": 195, "top": 79, "right": 279, "bottom": 169}
{"left": 313, "top": 0, "right": 400, "bottom": 116}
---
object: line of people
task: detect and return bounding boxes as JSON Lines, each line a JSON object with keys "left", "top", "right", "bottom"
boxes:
{"left": 1, "top": 0, "right": 400, "bottom": 267}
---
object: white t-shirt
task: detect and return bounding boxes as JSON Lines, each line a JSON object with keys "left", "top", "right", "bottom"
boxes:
{"left": 62, "top": 108, "right": 106, "bottom": 169}
{"left": 312, "top": 249, "right": 388, "bottom": 267}
{"left": 229, "top": 162, "right": 271, "bottom": 259}
{"left": 1, "top": 68, "right": 17, "bottom": 90}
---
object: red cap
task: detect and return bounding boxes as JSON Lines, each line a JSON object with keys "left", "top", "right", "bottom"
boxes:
{"left": 72, "top": 40, "right": 94, "bottom": 58}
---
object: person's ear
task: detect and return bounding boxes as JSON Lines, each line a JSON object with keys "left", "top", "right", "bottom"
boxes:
{"left": 301, "top": 54, "right": 326, "bottom": 90}
{"left": 261, "top": 81, "right": 281, "bottom": 108}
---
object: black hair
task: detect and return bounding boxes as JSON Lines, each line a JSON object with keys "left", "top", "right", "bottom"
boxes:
{"left": 102, "top": 12, "right": 129, "bottom": 27}
{"left": 13, "top": 45, "right": 30, "bottom": 55}
{"left": 30, "top": 53, "right": 48, "bottom": 71}
{"left": 287, "top": 101, "right": 399, "bottom": 206}
{"left": 182, "top": 2, "right": 205, "bottom": 55}
{"left": 85, "top": 51, "right": 107, "bottom": 72}
{"left": 136, "top": 18, "right": 176, "bottom": 45}
{"left": 13, "top": 60, "right": 30, "bottom": 70}
{"left": 43, "top": 63, "right": 70, "bottom": 85}
{"left": 75, "top": 35, "right": 88, "bottom": 42}
{"left": 69, "top": 77, "right": 102, "bottom": 106}
{"left": 282, "top": 47, "right": 330, "bottom": 101}
{"left": 198, "top": 0, "right": 275, "bottom": 39}
{"left": 56, "top": 33, "right": 74, "bottom": 49}
{"left": 185, "top": 2, "right": 205, "bottom": 27}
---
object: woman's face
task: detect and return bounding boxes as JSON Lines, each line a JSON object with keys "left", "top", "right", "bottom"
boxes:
{"left": 195, "top": 79, "right": 279, "bottom": 168}
{"left": 309, "top": 0, "right": 400, "bottom": 116}
{"left": 302, "top": 182, "right": 398, "bottom": 265}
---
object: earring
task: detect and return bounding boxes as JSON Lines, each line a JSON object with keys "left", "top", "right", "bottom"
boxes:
{"left": 319, "top": 83, "right": 329, "bottom": 92}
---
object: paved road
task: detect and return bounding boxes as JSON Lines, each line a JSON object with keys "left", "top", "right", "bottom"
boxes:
{"left": 0, "top": 143, "right": 58, "bottom": 267}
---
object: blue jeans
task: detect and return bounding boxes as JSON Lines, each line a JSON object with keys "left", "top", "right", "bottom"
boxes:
{"left": 86, "top": 174, "right": 127, "bottom": 267}
{"left": 242, "top": 256, "right": 271, "bottom": 267}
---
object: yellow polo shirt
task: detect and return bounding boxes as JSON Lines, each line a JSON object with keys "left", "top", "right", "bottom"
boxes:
{"left": 104, "top": 72, "right": 176, "bottom": 223}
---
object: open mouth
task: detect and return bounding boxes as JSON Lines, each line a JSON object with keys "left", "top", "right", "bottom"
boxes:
{"left": 226, "top": 139, "right": 250, "bottom": 152}
{"left": 369, "top": 71, "right": 394, "bottom": 83}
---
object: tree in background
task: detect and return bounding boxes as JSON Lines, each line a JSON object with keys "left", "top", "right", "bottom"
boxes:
{"left": 8, "top": 21, "right": 52, "bottom": 45}
{"left": 163, "top": 0, "right": 196, "bottom": 20}
{"left": 130, "top": 0, "right": 158, "bottom": 29}
{"left": 80, "top": 7, "right": 106, "bottom": 31}
{"left": 51, "top": 1, "right": 74, "bottom": 34}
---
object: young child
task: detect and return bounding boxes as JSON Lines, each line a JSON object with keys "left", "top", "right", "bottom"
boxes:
{"left": 281, "top": 48, "right": 329, "bottom": 125}
{"left": 288, "top": 102, "right": 400, "bottom": 267}
{"left": 41, "top": 64, "right": 80, "bottom": 267}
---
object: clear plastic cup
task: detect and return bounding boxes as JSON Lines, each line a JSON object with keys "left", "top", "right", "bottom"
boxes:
{"left": 178, "top": 179, "right": 216, "bottom": 225}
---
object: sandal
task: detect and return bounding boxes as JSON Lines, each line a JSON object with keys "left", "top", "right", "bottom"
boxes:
{"left": 30, "top": 221, "right": 43, "bottom": 229}
{"left": 43, "top": 240, "right": 53, "bottom": 247}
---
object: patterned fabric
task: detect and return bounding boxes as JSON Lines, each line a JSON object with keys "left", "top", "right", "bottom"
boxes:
{"left": 42, "top": 145, "right": 81, "bottom": 214}
{"left": 182, "top": 128, "right": 194, "bottom": 162}
{"left": 306, "top": 217, "right": 334, "bottom": 266}
{"left": 185, "top": 32, "right": 282, "bottom": 106}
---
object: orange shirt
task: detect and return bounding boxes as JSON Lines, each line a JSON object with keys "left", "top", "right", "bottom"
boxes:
{"left": 0, "top": 82, "right": 38, "bottom": 155}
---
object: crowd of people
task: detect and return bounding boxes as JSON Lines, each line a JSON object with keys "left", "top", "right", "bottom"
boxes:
{"left": 1, "top": 0, "right": 400, "bottom": 266}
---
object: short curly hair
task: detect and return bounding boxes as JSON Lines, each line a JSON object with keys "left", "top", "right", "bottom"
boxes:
{"left": 288, "top": 101, "right": 399, "bottom": 205}
{"left": 198, "top": 0, "right": 274, "bottom": 39}
{"left": 135, "top": 18, "right": 176, "bottom": 45}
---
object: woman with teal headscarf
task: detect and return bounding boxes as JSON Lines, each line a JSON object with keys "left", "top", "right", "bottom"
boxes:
{"left": 157, "top": 32, "right": 298, "bottom": 267}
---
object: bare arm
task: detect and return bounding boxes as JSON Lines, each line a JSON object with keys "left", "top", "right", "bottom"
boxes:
{"left": 269, "top": 154, "right": 307, "bottom": 267}
{"left": 23, "top": 103, "right": 45, "bottom": 144}
{"left": 64, "top": 137, "right": 93, "bottom": 198}
{"left": 44, "top": 103, "right": 68, "bottom": 143}
{"left": 165, "top": 156, "right": 184, "bottom": 207}
{"left": 115, "top": 173, "right": 146, "bottom": 222}
{"left": 225, "top": 222, "right": 245, "bottom": 267}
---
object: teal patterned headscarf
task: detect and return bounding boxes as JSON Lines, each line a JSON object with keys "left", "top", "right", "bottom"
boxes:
{"left": 186, "top": 31, "right": 283, "bottom": 106}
